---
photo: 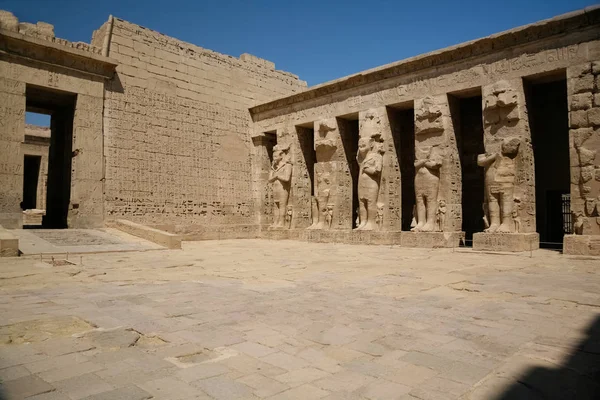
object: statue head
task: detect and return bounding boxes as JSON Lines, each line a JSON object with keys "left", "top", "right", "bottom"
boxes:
{"left": 358, "top": 137, "right": 370, "bottom": 157}
{"left": 287, "top": 205, "right": 293, "bottom": 212}
{"left": 501, "top": 137, "right": 520, "bottom": 158}
{"left": 377, "top": 202, "right": 384, "bottom": 213}
{"left": 326, "top": 204, "right": 334, "bottom": 212}
{"left": 371, "top": 133, "right": 385, "bottom": 155}
{"left": 272, "top": 143, "right": 291, "bottom": 166}
{"left": 438, "top": 199, "right": 446, "bottom": 207}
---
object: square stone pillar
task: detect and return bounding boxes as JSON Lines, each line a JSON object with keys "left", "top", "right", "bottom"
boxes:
{"left": 473, "top": 79, "right": 539, "bottom": 252}
{"left": 402, "top": 95, "right": 464, "bottom": 248}
{"left": 357, "top": 108, "right": 401, "bottom": 231}
{"left": 251, "top": 134, "right": 275, "bottom": 228}
{"left": 277, "top": 125, "right": 312, "bottom": 229}
{"left": 307, "top": 118, "right": 352, "bottom": 230}
{"left": 68, "top": 95, "right": 104, "bottom": 228}
{"left": 564, "top": 62, "right": 600, "bottom": 255}
{"left": 0, "top": 77, "right": 25, "bottom": 228}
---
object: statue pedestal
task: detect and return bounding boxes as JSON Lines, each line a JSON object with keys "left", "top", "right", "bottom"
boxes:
{"left": 400, "top": 231, "right": 464, "bottom": 248}
{"left": 563, "top": 235, "right": 600, "bottom": 256}
{"left": 473, "top": 232, "right": 539, "bottom": 252}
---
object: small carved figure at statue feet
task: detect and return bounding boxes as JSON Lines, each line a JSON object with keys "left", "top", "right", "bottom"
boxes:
{"left": 435, "top": 199, "right": 446, "bottom": 232}
{"left": 325, "top": 204, "right": 334, "bottom": 229}
{"left": 285, "top": 205, "right": 293, "bottom": 229}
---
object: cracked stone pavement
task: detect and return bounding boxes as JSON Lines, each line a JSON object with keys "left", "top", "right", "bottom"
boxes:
{"left": 0, "top": 239, "right": 599, "bottom": 399}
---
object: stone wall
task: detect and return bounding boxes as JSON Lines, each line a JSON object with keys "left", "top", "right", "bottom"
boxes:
{"left": 0, "top": 11, "right": 113, "bottom": 228}
{"left": 102, "top": 18, "right": 307, "bottom": 233}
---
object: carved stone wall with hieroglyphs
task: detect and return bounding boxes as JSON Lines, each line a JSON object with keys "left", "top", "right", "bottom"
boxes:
{"left": 568, "top": 62, "right": 600, "bottom": 236}
{"left": 103, "top": 18, "right": 307, "bottom": 231}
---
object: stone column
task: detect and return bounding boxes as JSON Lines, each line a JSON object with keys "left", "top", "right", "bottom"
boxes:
{"left": 357, "top": 108, "right": 401, "bottom": 231}
{"left": 402, "top": 95, "right": 464, "bottom": 247}
{"left": 251, "top": 134, "right": 275, "bottom": 229}
{"left": 308, "top": 118, "right": 351, "bottom": 230}
{"left": 0, "top": 77, "right": 25, "bottom": 228}
{"left": 473, "top": 79, "right": 539, "bottom": 252}
{"left": 564, "top": 62, "right": 600, "bottom": 255}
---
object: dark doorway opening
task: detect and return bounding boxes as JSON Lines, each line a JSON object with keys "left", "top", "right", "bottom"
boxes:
{"left": 524, "top": 73, "right": 570, "bottom": 249}
{"left": 449, "top": 91, "right": 485, "bottom": 244}
{"left": 22, "top": 155, "right": 41, "bottom": 210}
{"left": 297, "top": 125, "right": 316, "bottom": 196}
{"left": 338, "top": 116, "right": 360, "bottom": 228}
{"left": 26, "top": 85, "right": 77, "bottom": 229}
{"left": 264, "top": 131, "right": 277, "bottom": 163}
{"left": 387, "top": 105, "right": 416, "bottom": 231}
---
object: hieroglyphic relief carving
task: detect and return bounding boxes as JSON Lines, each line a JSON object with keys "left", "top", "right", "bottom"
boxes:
{"left": 268, "top": 143, "right": 292, "bottom": 229}
{"left": 573, "top": 129, "right": 599, "bottom": 234}
{"left": 478, "top": 137, "right": 520, "bottom": 233}
{"left": 568, "top": 63, "right": 600, "bottom": 237}
{"left": 376, "top": 203, "right": 384, "bottom": 231}
{"left": 356, "top": 133, "right": 384, "bottom": 230}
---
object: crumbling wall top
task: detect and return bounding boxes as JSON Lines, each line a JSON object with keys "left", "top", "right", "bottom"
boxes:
{"left": 0, "top": 10, "right": 102, "bottom": 55}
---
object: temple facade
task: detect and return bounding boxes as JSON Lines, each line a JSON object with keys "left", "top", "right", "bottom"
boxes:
{"left": 251, "top": 7, "right": 600, "bottom": 254}
{"left": 1, "top": 7, "right": 599, "bottom": 254}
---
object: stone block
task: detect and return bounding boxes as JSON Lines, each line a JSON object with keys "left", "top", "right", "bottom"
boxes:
{"left": 571, "top": 93, "right": 593, "bottom": 110}
{"left": 472, "top": 232, "right": 539, "bottom": 252}
{"left": 0, "top": 225, "right": 19, "bottom": 256}
{"left": 570, "top": 110, "right": 589, "bottom": 128}
{"left": 567, "top": 63, "right": 591, "bottom": 79}
{"left": 571, "top": 75, "right": 595, "bottom": 93}
{"left": 109, "top": 219, "right": 182, "bottom": 249}
{"left": 588, "top": 108, "right": 600, "bottom": 126}
{"left": 37, "top": 22, "right": 55, "bottom": 37}
{"left": 595, "top": 93, "right": 600, "bottom": 108}
{"left": 0, "top": 10, "right": 18, "bottom": 31}
{"left": 400, "top": 231, "right": 465, "bottom": 248}
{"left": 563, "top": 234, "right": 600, "bottom": 256}
{"left": 81, "top": 385, "right": 153, "bottom": 400}
{"left": 593, "top": 61, "right": 600, "bottom": 75}
{"left": 0, "top": 375, "right": 55, "bottom": 399}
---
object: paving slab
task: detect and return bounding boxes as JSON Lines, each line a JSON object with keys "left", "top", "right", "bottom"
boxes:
{"left": 13, "top": 228, "right": 164, "bottom": 255}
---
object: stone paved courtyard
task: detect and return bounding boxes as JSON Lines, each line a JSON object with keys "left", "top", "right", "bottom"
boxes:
{"left": 0, "top": 240, "right": 599, "bottom": 399}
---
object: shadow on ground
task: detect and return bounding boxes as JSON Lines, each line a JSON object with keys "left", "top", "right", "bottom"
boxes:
{"left": 493, "top": 314, "right": 600, "bottom": 399}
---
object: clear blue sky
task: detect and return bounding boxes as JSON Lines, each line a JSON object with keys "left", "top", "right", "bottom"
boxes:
{"left": 4, "top": 0, "right": 596, "bottom": 87}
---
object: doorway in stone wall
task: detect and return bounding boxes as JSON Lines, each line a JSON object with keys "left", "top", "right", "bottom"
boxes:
{"left": 524, "top": 72, "right": 570, "bottom": 249}
{"left": 22, "top": 155, "right": 41, "bottom": 210}
{"left": 337, "top": 115, "right": 359, "bottom": 228}
{"left": 449, "top": 90, "right": 485, "bottom": 245}
{"left": 25, "top": 85, "right": 77, "bottom": 229}
{"left": 387, "top": 103, "right": 416, "bottom": 232}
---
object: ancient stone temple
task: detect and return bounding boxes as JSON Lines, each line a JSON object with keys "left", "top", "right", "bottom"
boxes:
{"left": 1, "top": 6, "right": 600, "bottom": 255}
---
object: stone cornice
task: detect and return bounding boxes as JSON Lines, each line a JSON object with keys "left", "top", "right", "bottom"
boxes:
{"left": 0, "top": 29, "right": 118, "bottom": 79}
{"left": 249, "top": 6, "right": 600, "bottom": 120}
